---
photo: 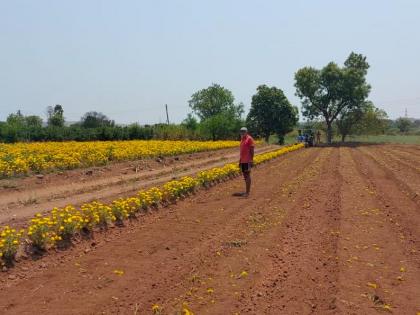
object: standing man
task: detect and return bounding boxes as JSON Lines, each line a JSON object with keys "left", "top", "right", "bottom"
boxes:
{"left": 239, "top": 127, "right": 255, "bottom": 197}
{"left": 316, "top": 130, "right": 321, "bottom": 145}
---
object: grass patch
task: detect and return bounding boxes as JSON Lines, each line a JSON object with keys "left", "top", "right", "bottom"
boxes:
{"left": 343, "top": 135, "right": 420, "bottom": 145}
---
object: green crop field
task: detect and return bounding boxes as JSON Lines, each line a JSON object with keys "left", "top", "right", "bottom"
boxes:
{"left": 344, "top": 134, "right": 420, "bottom": 145}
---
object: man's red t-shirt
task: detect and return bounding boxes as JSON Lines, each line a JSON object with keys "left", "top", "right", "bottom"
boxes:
{"left": 240, "top": 134, "right": 255, "bottom": 163}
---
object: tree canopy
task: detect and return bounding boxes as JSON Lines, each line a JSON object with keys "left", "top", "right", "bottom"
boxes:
{"left": 336, "top": 101, "right": 388, "bottom": 142}
{"left": 6, "top": 110, "right": 25, "bottom": 126}
{"left": 47, "top": 104, "right": 65, "bottom": 127}
{"left": 188, "top": 83, "right": 244, "bottom": 140}
{"left": 81, "top": 111, "right": 114, "bottom": 128}
{"left": 295, "top": 52, "right": 371, "bottom": 143}
{"left": 246, "top": 85, "right": 298, "bottom": 143}
{"left": 182, "top": 113, "right": 199, "bottom": 131}
{"left": 395, "top": 117, "right": 412, "bottom": 133}
{"left": 188, "top": 83, "right": 242, "bottom": 120}
{"left": 6, "top": 111, "right": 43, "bottom": 129}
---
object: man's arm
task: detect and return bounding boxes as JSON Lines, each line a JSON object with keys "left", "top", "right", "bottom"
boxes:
{"left": 249, "top": 146, "right": 255, "bottom": 166}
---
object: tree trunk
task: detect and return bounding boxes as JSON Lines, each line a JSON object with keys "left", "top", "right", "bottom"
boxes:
{"left": 326, "top": 122, "right": 333, "bottom": 144}
{"left": 265, "top": 134, "right": 270, "bottom": 143}
{"left": 341, "top": 134, "right": 346, "bottom": 142}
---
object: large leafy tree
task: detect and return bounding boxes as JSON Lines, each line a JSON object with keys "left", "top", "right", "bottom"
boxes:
{"left": 6, "top": 110, "right": 25, "bottom": 126}
{"left": 188, "top": 83, "right": 242, "bottom": 120}
{"left": 395, "top": 117, "right": 412, "bottom": 133}
{"left": 246, "top": 85, "right": 298, "bottom": 143}
{"left": 25, "top": 115, "right": 43, "bottom": 128}
{"left": 295, "top": 52, "right": 371, "bottom": 143}
{"left": 81, "top": 111, "right": 114, "bottom": 128}
{"left": 336, "top": 107, "right": 365, "bottom": 142}
{"left": 182, "top": 113, "right": 199, "bottom": 131}
{"left": 336, "top": 101, "right": 388, "bottom": 142}
{"left": 4, "top": 111, "right": 43, "bottom": 142}
{"left": 199, "top": 111, "right": 243, "bottom": 141}
{"left": 7, "top": 111, "right": 43, "bottom": 128}
{"left": 47, "top": 104, "right": 65, "bottom": 127}
{"left": 359, "top": 106, "right": 388, "bottom": 135}
{"left": 188, "top": 83, "right": 244, "bottom": 140}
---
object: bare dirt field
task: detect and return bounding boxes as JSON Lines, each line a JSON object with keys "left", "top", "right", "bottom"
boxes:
{"left": 1, "top": 144, "right": 419, "bottom": 314}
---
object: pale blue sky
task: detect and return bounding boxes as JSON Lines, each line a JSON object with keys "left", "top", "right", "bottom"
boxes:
{"left": 1, "top": 0, "right": 419, "bottom": 124}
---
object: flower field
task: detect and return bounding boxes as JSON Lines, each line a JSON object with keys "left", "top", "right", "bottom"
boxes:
{"left": 0, "top": 140, "right": 241, "bottom": 178}
{"left": 1, "top": 143, "right": 420, "bottom": 315}
{"left": 0, "top": 143, "right": 303, "bottom": 264}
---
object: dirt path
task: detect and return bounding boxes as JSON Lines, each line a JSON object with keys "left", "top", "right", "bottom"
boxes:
{"left": 0, "top": 145, "right": 277, "bottom": 225}
{"left": 1, "top": 145, "right": 419, "bottom": 315}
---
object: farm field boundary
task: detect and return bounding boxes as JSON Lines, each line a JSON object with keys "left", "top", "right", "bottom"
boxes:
{"left": 0, "top": 145, "right": 278, "bottom": 224}
{"left": 0, "top": 144, "right": 419, "bottom": 314}
{"left": 0, "top": 144, "right": 304, "bottom": 267}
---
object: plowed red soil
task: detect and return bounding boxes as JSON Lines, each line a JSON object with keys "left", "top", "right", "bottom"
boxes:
{"left": 1, "top": 144, "right": 419, "bottom": 315}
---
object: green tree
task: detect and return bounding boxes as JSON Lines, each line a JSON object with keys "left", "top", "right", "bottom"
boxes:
{"left": 182, "top": 113, "right": 199, "bottom": 131}
{"left": 336, "top": 107, "right": 365, "bottom": 142}
{"left": 188, "top": 84, "right": 244, "bottom": 141}
{"left": 6, "top": 111, "right": 43, "bottom": 129}
{"left": 3, "top": 111, "right": 44, "bottom": 142}
{"left": 25, "top": 115, "right": 43, "bottom": 128}
{"left": 337, "top": 102, "right": 388, "bottom": 141}
{"left": 47, "top": 104, "right": 65, "bottom": 127}
{"left": 188, "top": 83, "right": 242, "bottom": 120}
{"left": 395, "top": 117, "right": 412, "bottom": 133}
{"left": 6, "top": 110, "right": 25, "bottom": 126}
{"left": 246, "top": 85, "right": 298, "bottom": 143}
{"left": 81, "top": 111, "right": 114, "bottom": 128}
{"left": 359, "top": 106, "right": 388, "bottom": 135}
{"left": 295, "top": 52, "right": 371, "bottom": 143}
{"left": 199, "top": 111, "right": 243, "bottom": 141}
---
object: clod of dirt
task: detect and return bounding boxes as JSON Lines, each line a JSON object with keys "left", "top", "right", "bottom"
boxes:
{"left": 364, "top": 292, "right": 387, "bottom": 307}
{"left": 225, "top": 239, "right": 248, "bottom": 248}
{"left": 36, "top": 174, "right": 44, "bottom": 179}
{"left": 85, "top": 170, "right": 93, "bottom": 176}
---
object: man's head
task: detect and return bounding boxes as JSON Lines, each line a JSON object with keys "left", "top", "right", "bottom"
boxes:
{"left": 240, "top": 127, "right": 248, "bottom": 139}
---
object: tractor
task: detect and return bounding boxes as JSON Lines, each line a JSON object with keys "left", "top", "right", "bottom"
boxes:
{"left": 302, "top": 128, "right": 315, "bottom": 147}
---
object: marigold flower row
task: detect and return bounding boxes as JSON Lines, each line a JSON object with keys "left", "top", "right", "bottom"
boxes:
{"left": 0, "top": 140, "right": 241, "bottom": 178}
{"left": 0, "top": 143, "right": 304, "bottom": 265}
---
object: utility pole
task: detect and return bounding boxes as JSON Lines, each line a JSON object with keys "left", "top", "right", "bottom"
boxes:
{"left": 165, "top": 104, "right": 170, "bottom": 125}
